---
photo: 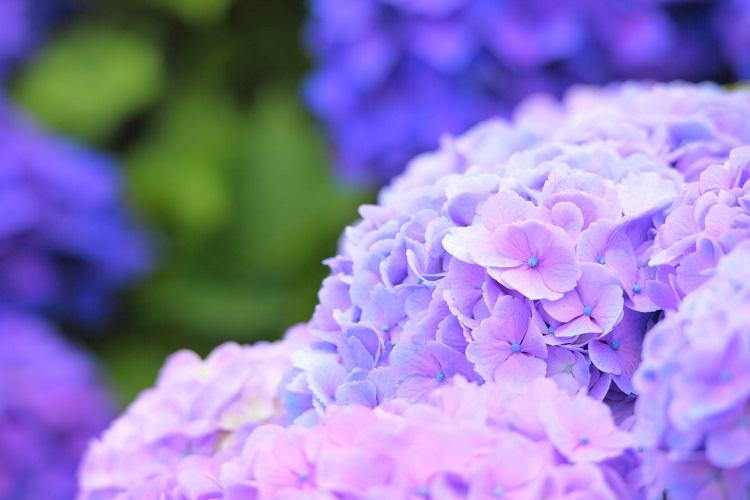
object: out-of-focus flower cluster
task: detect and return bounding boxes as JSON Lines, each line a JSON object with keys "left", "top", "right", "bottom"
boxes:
{"left": 0, "top": 1, "right": 152, "bottom": 495}
{"left": 0, "top": 314, "right": 114, "bottom": 500}
{"left": 0, "top": 101, "right": 150, "bottom": 326}
{"left": 78, "top": 82, "right": 750, "bottom": 498}
{"left": 78, "top": 340, "right": 293, "bottom": 498}
{"left": 305, "top": 0, "right": 750, "bottom": 184}
{"left": 635, "top": 246, "right": 750, "bottom": 499}
{"left": 0, "top": 0, "right": 61, "bottom": 79}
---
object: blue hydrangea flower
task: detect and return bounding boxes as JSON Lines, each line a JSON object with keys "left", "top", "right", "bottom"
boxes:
{"left": 0, "top": 313, "right": 114, "bottom": 499}
{"left": 0, "top": 0, "right": 65, "bottom": 80}
{"left": 0, "top": 100, "right": 150, "bottom": 326}
{"left": 305, "top": 0, "right": 747, "bottom": 185}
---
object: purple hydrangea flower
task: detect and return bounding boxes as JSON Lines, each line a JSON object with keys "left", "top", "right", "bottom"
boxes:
{"left": 281, "top": 84, "right": 750, "bottom": 427}
{"left": 0, "top": 0, "right": 61, "bottom": 79}
{"left": 78, "top": 82, "right": 750, "bottom": 498}
{"left": 80, "top": 377, "right": 641, "bottom": 498}
{"left": 0, "top": 100, "right": 150, "bottom": 326}
{"left": 647, "top": 146, "right": 750, "bottom": 309}
{"left": 634, "top": 242, "right": 750, "bottom": 498}
{"left": 0, "top": 313, "right": 114, "bottom": 499}
{"left": 305, "top": 1, "right": 749, "bottom": 184}
{"left": 77, "top": 339, "right": 294, "bottom": 499}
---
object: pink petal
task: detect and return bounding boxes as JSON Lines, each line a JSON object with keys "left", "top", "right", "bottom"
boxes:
{"left": 481, "top": 190, "right": 535, "bottom": 232}
{"left": 494, "top": 353, "right": 547, "bottom": 387}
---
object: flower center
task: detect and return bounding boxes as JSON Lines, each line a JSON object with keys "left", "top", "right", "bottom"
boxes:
{"left": 511, "top": 343, "right": 522, "bottom": 353}
{"left": 435, "top": 372, "right": 445, "bottom": 381}
{"left": 493, "top": 487, "right": 505, "bottom": 497}
{"left": 564, "top": 365, "right": 573, "bottom": 374}
{"left": 298, "top": 471, "right": 309, "bottom": 481}
{"left": 632, "top": 284, "right": 642, "bottom": 293}
{"left": 580, "top": 435, "right": 589, "bottom": 445}
{"left": 583, "top": 306, "right": 593, "bottom": 315}
{"left": 416, "top": 278, "right": 423, "bottom": 285}
{"left": 611, "top": 340, "right": 620, "bottom": 350}
{"left": 720, "top": 370, "right": 732, "bottom": 382}
{"left": 527, "top": 256, "right": 539, "bottom": 268}
{"left": 381, "top": 324, "right": 390, "bottom": 333}
{"left": 598, "top": 256, "right": 606, "bottom": 265}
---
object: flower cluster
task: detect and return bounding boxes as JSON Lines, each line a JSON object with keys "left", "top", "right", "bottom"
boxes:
{"left": 305, "top": 0, "right": 750, "bottom": 184}
{"left": 77, "top": 82, "right": 750, "bottom": 498}
{"left": 0, "top": 0, "right": 63, "bottom": 80}
{"left": 634, "top": 242, "right": 750, "bottom": 499}
{"left": 284, "top": 83, "right": 750, "bottom": 426}
{"left": 78, "top": 339, "right": 294, "bottom": 498}
{"left": 0, "top": 313, "right": 114, "bottom": 500}
{"left": 0, "top": 100, "right": 150, "bottom": 326}
{"left": 648, "top": 147, "right": 750, "bottom": 309}
{"left": 80, "top": 378, "right": 642, "bottom": 499}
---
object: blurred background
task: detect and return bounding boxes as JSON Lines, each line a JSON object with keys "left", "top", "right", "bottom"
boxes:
{"left": 5, "top": 0, "right": 371, "bottom": 404}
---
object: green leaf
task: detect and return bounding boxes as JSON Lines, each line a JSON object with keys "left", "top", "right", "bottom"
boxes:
{"left": 144, "top": 0, "right": 234, "bottom": 24}
{"left": 127, "top": 85, "right": 241, "bottom": 244}
{"left": 12, "top": 25, "right": 165, "bottom": 143}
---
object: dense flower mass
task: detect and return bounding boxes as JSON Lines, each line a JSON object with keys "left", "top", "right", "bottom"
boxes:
{"left": 80, "top": 378, "right": 642, "bottom": 499}
{"left": 78, "top": 339, "right": 294, "bottom": 498}
{"left": 282, "top": 83, "right": 750, "bottom": 426}
{"left": 305, "top": 0, "right": 749, "bottom": 184}
{"left": 634, "top": 242, "right": 750, "bottom": 498}
{"left": 0, "top": 313, "right": 114, "bottom": 500}
{"left": 0, "top": 100, "right": 150, "bottom": 326}
{"left": 79, "top": 82, "right": 750, "bottom": 498}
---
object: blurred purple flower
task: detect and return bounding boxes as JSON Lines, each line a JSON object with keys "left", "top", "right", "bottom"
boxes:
{"left": 305, "top": 0, "right": 747, "bottom": 185}
{"left": 77, "top": 340, "right": 294, "bottom": 499}
{"left": 0, "top": 100, "right": 150, "bottom": 327}
{"left": 0, "top": 313, "right": 114, "bottom": 499}
{"left": 634, "top": 242, "right": 750, "bottom": 497}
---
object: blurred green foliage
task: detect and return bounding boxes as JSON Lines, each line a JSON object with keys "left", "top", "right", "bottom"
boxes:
{"left": 9, "top": 0, "right": 374, "bottom": 403}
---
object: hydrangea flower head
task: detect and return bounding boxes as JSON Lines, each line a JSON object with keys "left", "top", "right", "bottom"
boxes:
{"left": 305, "top": 0, "right": 750, "bottom": 184}
{"left": 0, "top": 313, "right": 114, "bottom": 499}
{"left": 77, "top": 339, "right": 294, "bottom": 498}
{"left": 0, "top": 100, "right": 150, "bottom": 326}
{"left": 634, "top": 242, "right": 750, "bottom": 498}
{"left": 283, "top": 83, "right": 750, "bottom": 425}
{"left": 80, "top": 377, "right": 642, "bottom": 498}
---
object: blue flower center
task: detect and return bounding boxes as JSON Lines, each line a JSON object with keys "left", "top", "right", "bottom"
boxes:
{"left": 416, "top": 278, "right": 423, "bottom": 285}
{"left": 298, "top": 471, "right": 309, "bottom": 481}
{"left": 547, "top": 325, "right": 556, "bottom": 334}
{"left": 527, "top": 256, "right": 539, "bottom": 268}
{"left": 381, "top": 324, "right": 390, "bottom": 333}
{"left": 435, "top": 372, "right": 445, "bottom": 381}
{"left": 583, "top": 306, "right": 593, "bottom": 315}
{"left": 511, "top": 343, "right": 522, "bottom": 353}
{"left": 598, "top": 256, "right": 606, "bottom": 265}
{"left": 493, "top": 487, "right": 505, "bottom": 497}
{"left": 417, "top": 487, "right": 429, "bottom": 496}
{"left": 720, "top": 370, "right": 732, "bottom": 382}
{"left": 580, "top": 435, "right": 589, "bottom": 445}
{"left": 632, "top": 284, "right": 642, "bottom": 293}
{"left": 611, "top": 340, "right": 621, "bottom": 350}
{"left": 564, "top": 365, "right": 573, "bottom": 374}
